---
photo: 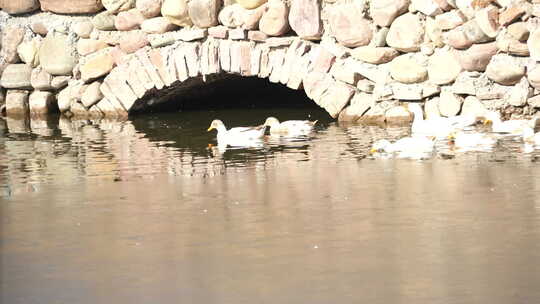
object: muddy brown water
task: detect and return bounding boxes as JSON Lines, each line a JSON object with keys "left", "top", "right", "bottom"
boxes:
{"left": 1, "top": 109, "right": 540, "bottom": 304}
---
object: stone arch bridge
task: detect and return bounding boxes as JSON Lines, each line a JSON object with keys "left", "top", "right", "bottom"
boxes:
{"left": 1, "top": 0, "right": 540, "bottom": 124}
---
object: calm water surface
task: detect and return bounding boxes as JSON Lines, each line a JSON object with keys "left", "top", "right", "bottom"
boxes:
{"left": 1, "top": 108, "right": 540, "bottom": 304}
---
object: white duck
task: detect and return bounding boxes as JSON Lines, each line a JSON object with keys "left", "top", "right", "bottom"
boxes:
{"left": 448, "top": 131, "right": 497, "bottom": 150}
{"left": 207, "top": 119, "right": 265, "bottom": 147}
{"left": 409, "top": 103, "right": 456, "bottom": 138}
{"left": 370, "top": 136, "right": 435, "bottom": 159}
{"left": 263, "top": 117, "right": 317, "bottom": 136}
{"left": 522, "top": 126, "right": 540, "bottom": 146}
{"left": 483, "top": 111, "right": 537, "bottom": 134}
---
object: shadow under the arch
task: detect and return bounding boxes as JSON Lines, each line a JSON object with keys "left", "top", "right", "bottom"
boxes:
{"left": 129, "top": 75, "right": 324, "bottom": 113}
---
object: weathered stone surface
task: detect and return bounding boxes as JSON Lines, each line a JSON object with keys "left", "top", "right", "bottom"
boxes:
{"left": 242, "top": 4, "right": 266, "bottom": 30}
{"left": 259, "top": 0, "right": 290, "bottom": 36}
{"left": 236, "top": 0, "right": 267, "bottom": 9}
{"left": 427, "top": 49, "right": 462, "bottom": 85}
{"left": 505, "top": 78, "right": 531, "bottom": 107}
{"left": 115, "top": 8, "right": 146, "bottom": 31}
{"left": 73, "top": 21, "right": 94, "bottom": 38}
{"left": 77, "top": 39, "right": 109, "bottom": 56}
{"left": 486, "top": 56, "right": 525, "bottom": 85}
{"left": 209, "top": 26, "right": 229, "bottom": 39}
{"left": 51, "top": 76, "right": 71, "bottom": 90}
{"left": 390, "top": 55, "right": 428, "bottom": 84}
{"left": 5, "top": 90, "right": 29, "bottom": 117}
{"left": 439, "top": 91, "right": 462, "bottom": 117}
{"left": 310, "top": 47, "right": 336, "bottom": 73}
{"left": 119, "top": 32, "right": 149, "bottom": 53}
{"left": 528, "top": 66, "right": 540, "bottom": 89}
{"left": 229, "top": 28, "right": 246, "bottom": 40}
{"left": 39, "top": 33, "right": 77, "bottom": 76}
{"left": 424, "top": 97, "right": 441, "bottom": 119}
{"left": 93, "top": 11, "right": 116, "bottom": 31}
{"left": 337, "top": 92, "right": 373, "bottom": 122}
{"left": 289, "top": 0, "right": 322, "bottom": 40}
{"left": 330, "top": 63, "right": 361, "bottom": 85}
{"left": 80, "top": 52, "right": 115, "bottom": 82}
{"left": 457, "top": 42, "right": 497, "bottom": 71}
{"left": 390, "top": 83, "right": 422, "bottom": 100}
{"left": 17, "top": 39, "right": 41, "bottom": 67}
{"left": 136, "top": 0, "right": 163, "bottom": 18}
{"left": 435, "top": 10, "right": 465, "bottom": 30}
{"left": 40, "top": 0, "right": 103, "bottom": 13}
{"left": 413, "top": 0, "right": 443, "bottom": 16}
{"left": 499, "top": 5, "right": 525, "bottom": 26}
{"left": 218, "top": 3, "right": 244, "bottom": 28}
{"left": 161, "top": 0, "right": 192, "bottom": 26}
{"left": 351, "top": 46, "right": 398, "bottom": 64}
{"left": 31, "top": 68, "right": 54, "bottom": 90}
{"left": 141, "top": 17, "right": 178, "bottom": 34}
{"left": 425, "top": 17, "right": 444, "bottom": 47}
{"left": 102, "top": 0, "right": 135, "bottom": 13}
{"left": 528, "top": 95, "right": 540, "bottom": 108}
{"left": 386, "top": 13, "right": 424, "bottom": 52}
{"left": 29, "top": 91, "right": 55, "bottom": 115}
{"left": 248, "top": 30, "right": 267, "bottom": 41}
{"left": 30, "top": 22, "right": 49, "bottom": 36}
{"left": 507, "top": 22, "right": 529, "bottom": 42}
{"left": 81, "top": 81, "right": 104, "bottom": 108}
{"left": 446, "top": 19, "right": 491, "bottom": 49}
{"left": 475, "top": 6, "right": 499, "bottom": 38}
{"left": 497, "top": 36, "right": 529, "bottom": 56}
{"left": 385, "top": 105, "right": 412, "bottom": 125}
{"left": 1, "top": 26, "right": 25, "bottom": 64}
{"left": 2, "top": 0, "right": 39, "bottom": 14}
{"left": 359, "top": 101, "right": 391, "bottom": 125}
{"left": 461, "top": 96, "right": 487, "bottom": 118}
{"left": 317, "top": 82, "right": 356, "bottom": 118}
{"left": 188, "top": 0, "right": 220, "bottom": 28}
{"left": 328, "top": 4, "right": 372, "bottom": 47}
{"left": 370, "top": 0, "right": 409, "bottom": 27}
{"left": 0, "top": 64, "right": 32, "bottom": 89}
{"left": 528, "top": 29, "right": 540, "bottom": 61}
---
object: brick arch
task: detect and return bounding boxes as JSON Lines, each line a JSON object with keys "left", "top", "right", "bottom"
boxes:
{"left": 91, "top": 37, "right": 355, "bottom": 119}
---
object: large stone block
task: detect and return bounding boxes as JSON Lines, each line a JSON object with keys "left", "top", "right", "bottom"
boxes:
{"left": 370, "top": 0, "right": 409, "bottom": 27}
{"left": 289, "top": 0, "right": 322, "bottom": 40}
{"left": 39, "top": 32, "right": 77, "bottom": 76}
{"left": 259, "top": 0, "right": 290, "bottom": 36}
{"left": 29, "top": 91, "right": 56, "bottom": 115}
{"left": 81, "top": 81, "right": 103, "bottom": 108}
{"left": 1, "top": 26, "right": 25, "bottom": 64}
{"left": 328, "top": 4, "right": 372, "bottom": 47}
{"left": 317, "top": 82, "right": 356, "bottom": 118}
{"left": 102, "top": 0, "right": 135, "bottom": 13}
{"left": 80, "top": 52, "right": 115, "bottom": 82}
{"left": 40, "top": 0, "right": 103, "bottom": 13}
{"left": 31, "top": 68, "right": 54, "bottom": 91}
{"left": 0, "top": 64, "right": 33, "bottom": 89}
{"left": 386, "top": 13, "right": 424, "bottom": 52}
{"left": 161, "top": 0, "right": 192, "bottom": 26}
{"left": 136, "top": 0, "right": 163, "bottom": 18}
{"left": 5, "top": 90, "right": 29, "bottom": 117}
{"left": 188, "top": 0, "right": 220, "bottom": 28}
{"left": 2, "top": 0, "right": 39, "bottom": 14}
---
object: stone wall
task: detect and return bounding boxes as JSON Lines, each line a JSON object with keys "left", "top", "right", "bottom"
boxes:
{"left": 1, "top": 0, "right": 540, "bottom": 123}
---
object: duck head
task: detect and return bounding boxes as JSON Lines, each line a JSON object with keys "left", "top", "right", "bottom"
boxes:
{"left": 370, "top": 139, "right": 392, "bottom": 153}
{"left": 207, "top": 119, "right": 226, "bottom": 132}
{"left": 263, "top": 117, "right": 280, "bottom": 129}
{"left": 483, "top": 111, "right": 500, "bottom": 125}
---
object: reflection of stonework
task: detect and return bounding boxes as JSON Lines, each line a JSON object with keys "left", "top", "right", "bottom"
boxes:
{"left": 0, "top": 0, "right": 539, "bottom": 123}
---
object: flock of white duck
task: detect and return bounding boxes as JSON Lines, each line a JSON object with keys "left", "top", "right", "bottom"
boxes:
{"left": 207, "top": 117, "right": 318, "bottom": 150}
{"left": 207, "top": 103, "right": 540, "bottom": 158}
{"left": 371, "top": 103, "right": 540, "bottom": 159}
